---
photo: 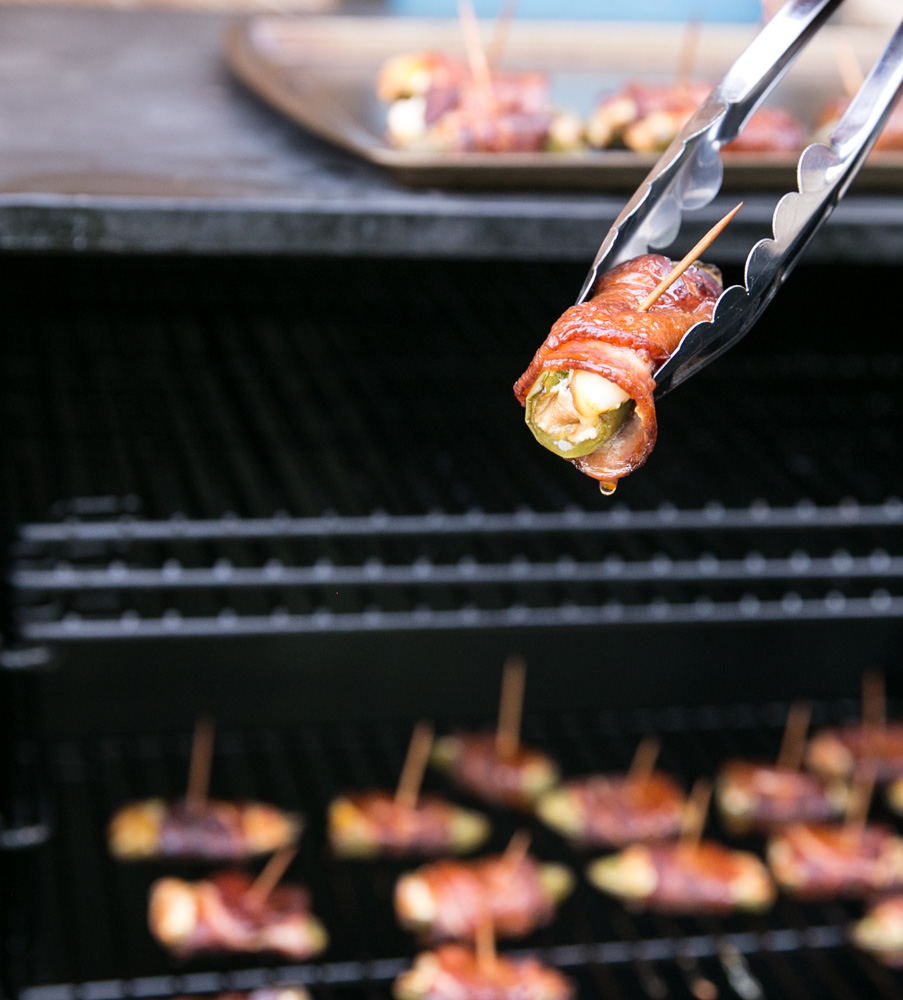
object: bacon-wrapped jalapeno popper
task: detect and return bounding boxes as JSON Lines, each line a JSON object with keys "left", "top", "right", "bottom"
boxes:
{"left": 432, "top": 732, "right": 559, "bottom": 811}
{"left": 806, "top": 723, "right": 903, "bottom": 783}
{"left": 394, "top": 944, "right": 574, "bottom": 1000}
{"left": 715, "top": 761, "right": 848, "bottom": 835}
{"left": 395, "top": 851, "right": 573, "bottom": 941}
{"left": 108, "top": 798, "right": 302, "bottom": 861}
{"left": 767, "top": 822, "right": 903, "bottom": 899}
{"left": 328, "top": 791, "right": 490, "bottom": 858}
{"left": 148, "top": 870, "right": 327, "bottom": 960}
{"left": 514, "top": 254, "right": 722, "bottom": 490}
{"left": 537, "top": 771, "right": 685, "bottom": 847}
{"left": 377, "top": 53, "right": 583, "bottom": 154}
{"left": 586, "top": 82, "right": 801, "bottom": 155}
{"left": 587, "top": 840, "right": 775, "bottom": 914}
{"left": 851, "top": 894, "right": 903, "bottom": 966}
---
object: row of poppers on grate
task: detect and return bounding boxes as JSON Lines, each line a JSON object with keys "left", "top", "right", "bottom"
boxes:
{"left": 376, "top": 45, "right": 903, "bottom": 156}
{"left": 106, "top": 667, "right": 903, "bottom": 1000}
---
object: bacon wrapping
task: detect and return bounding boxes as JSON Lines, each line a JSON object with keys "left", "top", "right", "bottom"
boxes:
{"left": 586, "top": 82, "right": 802, "bottom": 155}
{"left": 852, "top": 894, "right": 903, "bottom": 967}
{"left": 394, "top": 944, "right": 574, "bottom": 1000}
{"left": 715, "top": 761, "right": 848, "bottom": 835}
{"left": 108, "top": 798, "right": 302, "bottom": 861}
{"left": 767, "top": 823, "right": 903, "bottom": 899}
{"left": 806, "top": 723, "right": 903, "bottom": 782}
{"left": 328, "top": 791, "right": 490, "bottom": 858}
{"left": 395, "top": 852, "right": 573, "bottom": 941}
{"left": 377, "top": 52, "right": 583, "bottom": 154}
{"left": 536, "top": 772, "right": 685, "bottom": 847}
{"left": 432, "top": 732, "right": 560, "bottom": 810}
{"left": 587, "top": 840, "right": 775, "bottom": 914}
{"left": 513, "top": 254, "right": 721, "bottom": 487}
{"left": 148, "top": 870, "right": 328, "bottom": 959}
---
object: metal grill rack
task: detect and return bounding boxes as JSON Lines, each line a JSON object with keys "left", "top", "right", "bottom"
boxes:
{"left": 2, "top": 256, "right": 903, "bottom": 638}
{"left": 7, "top": 700, "right": 903, "bottom": 1000}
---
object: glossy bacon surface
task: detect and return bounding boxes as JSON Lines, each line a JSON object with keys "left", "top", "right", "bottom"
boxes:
{"left": 537, "top": 772, "right": 685, "bottom": 847}
{"left": 148, "top": 870, "right": 327, "bottom": 959}
{"left": 395, "top": 852, "right": 569, "bottom": 940}
{"left": 806, "top": 723, "right": 903, "bottom": 782}
{"left": 588, "top": 840, "right": 775, "bottom": 914}
{"left": 394, "top": 943, "right": 574, "bottom": 1000}
{"left": 434, "top": 732, "right": 559, "bottom": 810}
{"left": 108, "top": 797, "right": 301, "bottom": 861}
{"left": 767, "top": 823, "right": 903, "bottom": 899}
{"left": 514, "top": 254, "right": 721, "bottom": 483}
{"left": 329, "top": 791, "right": 489, "bottom": 858}
{"left": 716, "top": 761, "right": 845, "bottom": 834}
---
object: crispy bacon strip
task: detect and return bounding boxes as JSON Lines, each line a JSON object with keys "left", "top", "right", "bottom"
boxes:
{"left": 395, "top": 852, "right": 572, "bottom": 941}
{"left": 148, "top": 870, "right": 327, "bottom": 959}
{"left": 433, "top": 732, "right": 559, "bottom": 810}
{"left": 806, "top": 723, "right": 903, "bottom": 782}
{"left": 329, "top": 791, "right": 490, "bottom": 858}
{"left": 108, "top": 798, "right": 302, "bottom": 861}
{"left": 537, "top": 771, "right": 685, "bottom": 847}
{"left": 394, "top": 943, "right": 574, "bottom": 1000}
{"left": 852, "top": 894, "right": 903, "bottom": 966}
{"left": 716, "top": 761, "right": 846, "bottom": 835}
{"left": 588, "top": 840, "right": 775, "bottom": 914}
{"left": 767, "top": 823, "right": 903, "bottom": 899}
{"left": 514, "top": 254, "right": 721, "bottom": 485}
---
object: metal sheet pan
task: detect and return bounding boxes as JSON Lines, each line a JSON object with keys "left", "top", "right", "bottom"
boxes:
{"left": 224, "top": 15, "right": 903, "bottom": 191}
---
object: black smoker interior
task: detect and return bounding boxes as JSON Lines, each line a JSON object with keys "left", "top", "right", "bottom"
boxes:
{"left": 2, "top": 253, "right": 903, "bottom": 1000}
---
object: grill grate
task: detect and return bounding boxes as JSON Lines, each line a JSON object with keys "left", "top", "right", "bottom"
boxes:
{"left": 4, "top": 258, "right": 903, "bottom": 638}
{"left": 7, "top": 700, "right": 903, "bottom": 1000}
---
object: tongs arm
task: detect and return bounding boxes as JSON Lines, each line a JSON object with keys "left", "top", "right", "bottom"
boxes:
{"left": 577, "top": 0, "right": 844, "bottom": 301}
{"left": 574, "top": 0, "right": 903, "bottom": 399}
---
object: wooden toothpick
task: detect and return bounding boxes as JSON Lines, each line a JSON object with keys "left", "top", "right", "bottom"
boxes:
{"left": 637, "top": 202, "right": 743, "bottom": 313}
{"left": 247, "top": 845, "right": 297, "bottom": 906}
{"left": 185, "top": 716, "right": 215, "bottom": 817}
{"left": 487, "top": 0, "right": 519, "bottom": 70}
{"left": 845, "top": 759, "right": 878, "bottom": 841}
{"left": 834, "top": 40, "right": 865, "bottom": 99}
{"left": 495, "top": 655, "right": 526, "bottom": 761}
{"left": 863, "top": 669, "right": 886, "bottom": 732}
{"left": 775, "top": 702, "right": 812, "bottom": 772}
{"left": 457, "top": 0, "right": 492, "bottom": 96}
{"left": 475, "top": 910, "right": 498, "bottom": 974}
{"left": 395, "top": 721, "right": 434, "bottom": 811}
{"left": 627, "top": 736, "right": 661, "bottom": 788}
{"left": 679, "top": 778, "right": 712, "bottom": 852}
{"left": 674, "top": 10, "right": 702, "bottom": 90}
{"left": 502, "top": 829, "right": 532, "bottom": 869}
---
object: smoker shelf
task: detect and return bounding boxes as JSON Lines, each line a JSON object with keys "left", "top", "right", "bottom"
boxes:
{"left": 7, "top": 700, "right": 903, "bottom": 1000}
{"left": 4, "top": 255, "right": 902, "bottom": 638}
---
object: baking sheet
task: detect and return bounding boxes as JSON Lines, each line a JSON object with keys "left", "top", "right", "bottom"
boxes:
{"left": 225, "top": 16, "right": 903, "bottom": 191}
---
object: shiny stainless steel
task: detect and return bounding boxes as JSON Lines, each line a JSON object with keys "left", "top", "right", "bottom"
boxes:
{"left": 574, "top": 0, "right": 903, "bottom": 399}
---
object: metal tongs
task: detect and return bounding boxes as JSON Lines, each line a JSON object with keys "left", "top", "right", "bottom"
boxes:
{"left": 576, "top": 0, "right": 903, "bottom": 399}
